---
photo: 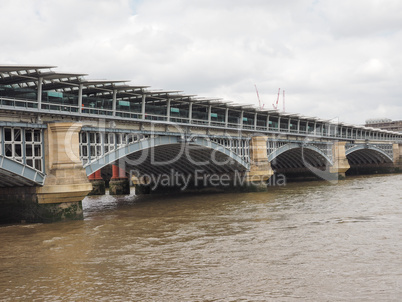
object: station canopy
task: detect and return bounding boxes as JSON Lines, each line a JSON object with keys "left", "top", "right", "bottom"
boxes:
{"left": 0, "top": 65, "right": 239, "bottom": 107}
{"left": 0, "top": 64, "right": 401, "bottom": 135}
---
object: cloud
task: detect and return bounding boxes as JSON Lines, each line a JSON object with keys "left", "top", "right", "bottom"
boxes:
{"left": 1, "top": 0, "right": 402, "bottom": 124}
{"left": 355, "top": 58, "right": 391, "bottom": 82}
{"left": 316, "top": 0, "right": 402, "bottom": 38}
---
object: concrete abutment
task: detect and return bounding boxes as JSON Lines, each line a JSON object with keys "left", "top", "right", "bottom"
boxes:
{"left": 244, "top": 136, "right": 274, "bottom": 190}
{"left": 330, "top": 141, "right": 350, "bottom": 179}
{"left": 0, "top": 122, "right": 91, "bottom": 224}
{"left": 394, "top": 143, "right": 402, "bottom": 172}
{"left": 0, "top": 187, "right": 84, "bottom": 223}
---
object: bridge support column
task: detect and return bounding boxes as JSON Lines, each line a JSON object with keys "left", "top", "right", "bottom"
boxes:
{"left": 393, "top": 143, "right": 402, "bottom": 171}
{"left": 34, "top": 122, "right": 92, "bottom": 221}
{"left": 399, "top": 143, "right": 402, "bottom": 165}
{"left": 0, "top": 122, "right": 92, "bottom": 223}
{"left": 88, "top": 170, "right": 106, "bottom": 195}
{"left": 330, "top": 141, "right": 350, "bottom": 179}
{"left": 109, "top": 164, "right": 130, "bottom": 195}
{"left": 245, "top": 136, "right": 274, "bottom": 190}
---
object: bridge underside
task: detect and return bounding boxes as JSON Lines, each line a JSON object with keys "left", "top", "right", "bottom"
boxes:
{"left": 270, "top": 148, "right": 330, "bottom": 175}
{"left": 0, "top": 156, "right": 46, "bottom": 187}
{"left": 346, "top": 149, "right": 395, "bottom": 175}
{"left": 346, "top": 149, "right": 392, "bottom": 165}
{"left": 113, "top": 143, "right": 248, "bottom": 177}
{"left": 0, "top": 168, "right": 39, "bottom": 187}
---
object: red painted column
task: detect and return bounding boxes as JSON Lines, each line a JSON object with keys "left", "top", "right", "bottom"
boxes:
{"left": 110, "top": 164, "right": 130, "bottom": 195}
{"left": 94, "top": 169, "right": 102, "bottom": 180}
{"left": 88, "top": 169, "right": 106, "bottom": 195}
{"left": 111, "top": 165, "right": 120, "bottom": 180}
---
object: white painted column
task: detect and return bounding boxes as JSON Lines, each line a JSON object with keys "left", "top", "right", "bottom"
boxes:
{"left": 78, "top": 84, "right": 83, "bottom": 113}
{"left": 254, "top": 112, "right": 258, "bottom": 130}
{"left": 225, "top": 107, "right": 229, "bottom": 128}
{"left": 37, "top": 77, "right": 43, "bottom": 109}
{"left": 188, "top": 102, "right": 193, "bottom": 124}
{"left": 166, "top": 99, "right": 171, "bottom": 122}
{"left": 141, "top": 94, "right": 146, "bottom": 120}
{"left": 266, "top": 115, "right": 270, "bottom": 131}
{"left": 112, "top": 89, "right": 117, "bottom": 116}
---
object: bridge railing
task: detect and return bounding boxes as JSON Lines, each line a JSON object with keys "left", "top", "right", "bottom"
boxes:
{"left": 191, "top": 118, "right": 209, "bottom": 126}
{"left": 115, "top": 111, "right": 141, "bottom": 119}
{"left": 43, "top": 103, "right": 80, "bottom": 113}
{"left": 210, "top": 121, "right": 226, "bottom": 127}
{"left": 0, "top": 97, "right": 39, "bottom": 109}
{"left": 1, "top": 96, "right": 401, "bottom": 143}
{"left": 256, "top": 126, "right": 267, "bottom": 131}
{"left": 227, "top": 122, "right": 240, "bottom": 129}
{"left": 82, "top": 107, "right": 112, "bottom": 115}
{"left": 170, "top": 117, "right": 190, "bottom": 124}
{"left": 145, "top": 113, "right": 168, "bottom": 121}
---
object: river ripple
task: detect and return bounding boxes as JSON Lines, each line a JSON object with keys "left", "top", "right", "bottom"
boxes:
{"left": 0, "top": 174, "right": 401, "bottom": 301}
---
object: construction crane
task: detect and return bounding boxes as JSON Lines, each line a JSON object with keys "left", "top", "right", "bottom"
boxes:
{"left": 254, "top": 84, "right": 264, "bottom": 110}
{"left": 272, "top": 88, "right": 280, "bottom": 110}
{"left": 272, "top": 88, "right": 286, "bottom": 111}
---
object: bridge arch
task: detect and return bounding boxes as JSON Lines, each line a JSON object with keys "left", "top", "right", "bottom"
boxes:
{"left": 345, "top": 145, "right": 393, "bottom": 165}
{"left": 268, "top": 143, "right": 333, "bottom": 171}
{"left": 0, "top": 155, "right": 46, "bottom": 187}
{"left": 84, "top": 136, "right": 250, "bottom": 177}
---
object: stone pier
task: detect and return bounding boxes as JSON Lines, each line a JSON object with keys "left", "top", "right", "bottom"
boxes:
{"left": 393, "top": 143, "right": 402, "bottom": 172}
{"left": 0, "top": 122, "right": 92, "bottom": 223}
{"left": 245, "top": 136, "right": 274, "bottom": 190}
{"left": 330, "top": 141, "right": 350, "bottom": 179}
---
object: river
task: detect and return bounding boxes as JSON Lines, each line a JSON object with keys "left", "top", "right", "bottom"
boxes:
{"left": 0, "top": 174, "right": 401, "bottom": 301}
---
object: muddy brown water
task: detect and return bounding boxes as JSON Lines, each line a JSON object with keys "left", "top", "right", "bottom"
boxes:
{"left": 0, "top": 174, "right": 401, "bottom": 301}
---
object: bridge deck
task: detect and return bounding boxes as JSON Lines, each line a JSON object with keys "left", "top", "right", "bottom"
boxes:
{"left": 1, "top": 65, "right": 401, "bottom": 143}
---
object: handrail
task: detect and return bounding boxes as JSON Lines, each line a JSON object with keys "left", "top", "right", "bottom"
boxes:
{"left": 1, "top": 96, "right": 401, "bottom": 142}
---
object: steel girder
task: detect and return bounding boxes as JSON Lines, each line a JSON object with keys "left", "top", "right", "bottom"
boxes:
{"left": 84, "top": 136, "right": 250, "bottom": 177}
{"left": 0, "top": 155, "right": 45, "bottom": 187}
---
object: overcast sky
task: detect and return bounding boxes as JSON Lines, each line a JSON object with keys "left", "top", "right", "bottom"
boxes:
{"left": 1, "top": 0, "right": 402, "bottom": 124}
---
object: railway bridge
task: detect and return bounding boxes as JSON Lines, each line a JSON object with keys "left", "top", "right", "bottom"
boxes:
{"left": 0, "top": 65, "right": 401, "bottom": 222}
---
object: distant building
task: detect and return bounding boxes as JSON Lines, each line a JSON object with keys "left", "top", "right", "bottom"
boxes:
{"left": 365, "top": 118, "right": 402, "bottom": 132}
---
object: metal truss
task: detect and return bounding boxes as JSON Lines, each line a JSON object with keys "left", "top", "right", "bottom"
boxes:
{"left": 345, "top": 143, "right": 394, "bottom": 163}
{"left": 0, "top": 125, "right": 46, "bottom": 186}
{"left": 267, "top": 139, "right": 333, "bottom": 163}
{"left": 80, "top": 132, "right": 251, "bottom": 176}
